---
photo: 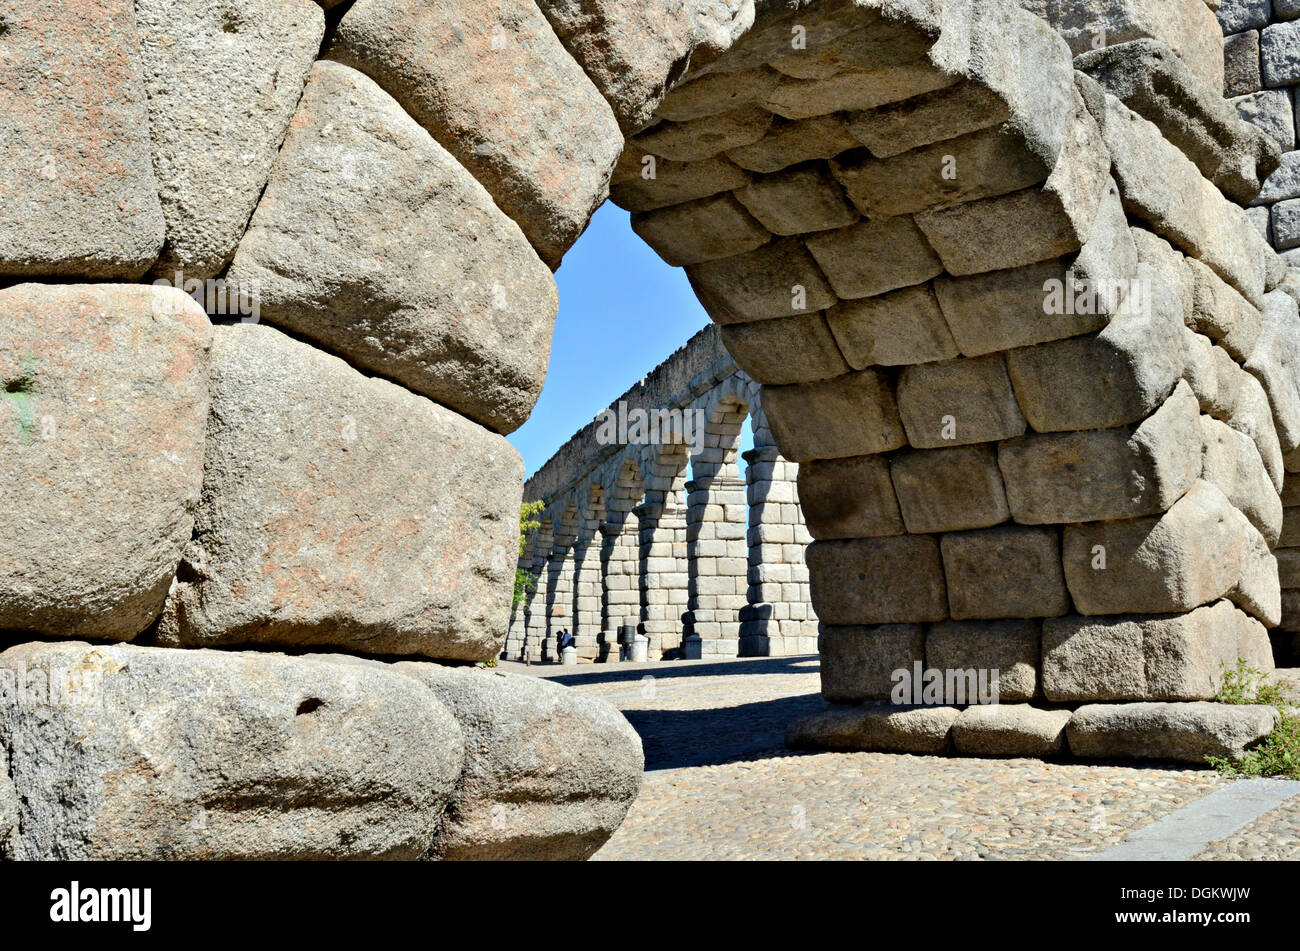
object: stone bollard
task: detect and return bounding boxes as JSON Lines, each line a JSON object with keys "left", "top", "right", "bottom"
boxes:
{"left": 560, "top": 646, "right": 577, "bottom": 666}
{"left": 683, "top": 634, "right": 703, "bottom": 660}
{"left": 630, "top": 634, "right": 649, "bottom": 663}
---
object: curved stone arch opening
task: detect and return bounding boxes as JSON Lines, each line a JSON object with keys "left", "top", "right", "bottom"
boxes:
{"left": 600, "top": 457, "right": 648, "bottom": 656}
{"left": 639, "top": 439, "right": 693, "bottom": 659}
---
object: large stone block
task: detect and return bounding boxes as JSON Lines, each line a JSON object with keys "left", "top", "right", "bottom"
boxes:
{"left": 1006, "top": 264, "right": 1187, "bottom": 432}
{"left": 1224, "top": 30, "right": 1263, "bottom": 99}
{"left": 1077, "top": 39, "right": 1279, "bottom": 205}
{"left": 786, "top": 703, "right": 958, "bottom": 754}
{"left": 797, "top": 455, "right": 906, "bottom": 539}
{"left": 395, "top": 663, "right": 642, "bottom": 860}
{"left": 1067, "top": 702, "right": 1278, "bottom": 763}
{"left": 914, "top": 95, "right": 1110, "bottom": 275}
{"left": 1062, "top": 480, "right": 1279, "bottom": 624}
{"left": 1019, "top": 0, "right": 1225, "bottom": 94}
{"left": 996, "top": 380, "right": 1202, "bottom": 523}
{"left": 951, "top": 705, "right": 1071, "bottom": 757}
{"left": 891, "top": 444, "right": 1011, "bottom": 533}
{"left": 654, "top": 65, "right": 782, "bottom": 123}
{"left": 634, "top": 106, "right": 773, "bottom": 161}
{"left": 608, "top": 153, "right": 752, "bottom": 212}
{"left": 228, "top": 62, "right": 558, "bottom": 435}
{"left": 804, "top": 217, "right": 943, "bottom": 299}
{"left": 807, "top": 536, "right": 948, "bottom": 626}
{"left": 1262, "top": 20, "right": 1300, "bottom": 88}
{"left": 0, "top": 285, "right": 211, "bottom": 641}
{"left": 158, "top": 324, "right": 524, "bottom": 661}
{"left": 719, "top": 312, "right": 851, "bottom": 385}
{"left": 845, "top": 82, "right": 1012, "bottom": 158}
{"left": 925, "top": 619, "right": 1039, "bottom": 702}
{"left": 1092, "top": 91, "right": 1267, "bottom": 307}
{"left": 632, "top": 193, "right": 771, "bottom": 266}
{"left": 735, "top": 162, "right": 860, "bottom": 235}
{"left": 1215, "top": 345, "right": 1287, "bottom": 488}
{"left": 1042, "top": 601, "right": 1246, "bottom": 702}
{"left": 534, "top": 0, "right": 696, "bottom": 133}
{"left": 329, "top": 0, "right": 622, "bottom": 267}
{"left": 932, "top": 179, "right": 1136, "bottom": 356}
{"left": 726, "top": 114, "right": 862, "bottom": 173}
{"left": 819, "top": 624, "right": 925, "bottom": 702}
{"left": 762, "top": 370, "right": 906, "bottom": 461}
{"left": 687, "top": 237, "right": 838, "bottom": 324}
{"left": 762, "top": 63, "right": 959, "bottom": 121}
{"left": 136, "top": 0, "right": 324, "bottom": 281}
{"left": 0, "top": 642, "right": 464, "bottom": 859}
{"left": 940, "top": 525, "right": 1070, "bottom": 620}
{"left": 897, "top": 353, "right": 1027, "bottom": 448}
{"left": 1244, "top": 290, "right": 1300, "bottom": 453}
{"left": 1199, "top": 415, "right": 1284, "bottom": 546}
{"left": 0, "top": 0, "right": 164, "bottom": 278}
{"left": 827, "top": 284, "right": 960, "bottom": 368}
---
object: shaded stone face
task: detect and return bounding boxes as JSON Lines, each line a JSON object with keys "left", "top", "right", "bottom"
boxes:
{"left": 0, "top": 285, "right": 212, "bottom": 641}
{"left": 158, "top": 324, "right": 524, "bottom": 662}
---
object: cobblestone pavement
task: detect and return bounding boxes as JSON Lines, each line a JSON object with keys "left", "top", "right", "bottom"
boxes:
{"left": 502, "top": 656, "right": 1300, "bottom": 861}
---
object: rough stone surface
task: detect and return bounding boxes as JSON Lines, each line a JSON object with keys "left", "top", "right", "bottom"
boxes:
{"left": 394, "top": 663, "right": 642, "bottom": 861}
{"left": 135, "top": 0, "right": 324, "bottom": 281}
{"left": 940, "top": 525, "right": 1071, "bottom": 620}
{"left": 828, "top": 284, "right": 959, "bottom": 368}
{"left": 996, "top": 380, "right": 1202, "bottom": 524}
{"left": 819, "top": 624, "right": 925, "bottom": 702}
{"left": 228, "top": 62, "right": 559, "bottom": 435}
{"left": 808, "top": 537, "right": 948, "bottom": 626}
{"left": 763, "top": 370, "right": 906, "bottom": 461}
{"left": 890, "top": 444, "right": 1010, "bottom": 534}
{"left": 798, "top": 455, "right": 905, "bottom": 540}
{"left": 897, "top": 353, "right": 1027, "bottom": 449}
{"left": 925, "top": 619, "right": 1039, "bottom": 702}
{"left": 787, "top": 704, "right": 959, "bottom": 754}
{"left": 0, "top": 642, "right": 464, "bottom": 860}
{"left": 719, "top": 312, "right": 851, "bottom": 385}
{"left": 1067, "top": 702, "right": 1278, "bottom": 763}
{"left": 1042, "top": 601, "right": 1245, "bottom": 701}
{"left": 328, "top": 0, "right": 622, "bottom": 268}
{"left": 687, "top": 237, "right": 838, "bottom": 324}
{"left": 158, "top": 324, "right": 523, "bottom": 662}
{"left": 0, "top": 0, "right": 165, "bottom": 277}
{"left": 633, "top": 194, "right": 771, "bottom": 265}
{"left": 0, "top": 285, "right": 211, "bottom": 641}
{"left": 1199, "top": 415, "right": 1284, "bottom": 546}
{"left": 951, "top": 705, "right": 1072, "bottom": 757}
{"left": 804, "top": 216, "right": 944, "bottom": 299}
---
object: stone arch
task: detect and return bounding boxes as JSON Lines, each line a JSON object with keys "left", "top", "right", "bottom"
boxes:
{"left": 638, "top": 439, "right": 692, "bottom": 659}
{"left": 600, "top": 457, "right": 646, "bottom": 656}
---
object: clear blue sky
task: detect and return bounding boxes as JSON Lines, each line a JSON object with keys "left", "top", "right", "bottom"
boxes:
{"left": 508, "top": 202, "right": 754, "bottom": 479}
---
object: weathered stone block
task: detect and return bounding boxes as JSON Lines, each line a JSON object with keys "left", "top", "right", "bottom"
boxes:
{"left": 687, "top": 237, "right": 838, "bottom": 324}
{"left": 1224, "top": 30, "right": 1263, "bottom": 99}
{"left": 0, "top": 0, "right": 165, "bottom": 278}
{"left": 0, "top": 642, "right": 464, "bottom": 859}
{"left": 845, "top": 83, "right": 1012, "bottom": 158}
{"left": 1217, "top": 0, "right": 1271, "bottom": 34}
{"left": 951, "top": 705, "right": 1071, "bottom": 756}
{"left": 797, "top": 455, "right": 906, "bottom": 540}
{"left": 719, "top": 312, "right": 851, "bottom": 385}
{"left": 734, "top": 162, "right": 859, "bottom": 236}
{"left": 763, "top": 63, "right": 959, "bottom": 121}
{"left": 897, "top": 353, "right": 1027, "bottom": 449}
{"left": 940, "top": 525, "right": 1070, "bottom": 620}
{"left": 1006, "top": 264, "right": 1187, "bottom": 432}
{"left": 655, "top": 65, "right": 782, "bottom": 123}
{"left": 329, "top": 0, "right": 622, "bottom": 267}
{"left": 136, "top": 0, "right": 324, "bottom": 281}
{"left": 1042, "top": 601, "right": 1246, "bottom": 701}
{"left": 804, "top": 217, "right": 943, "bottom": 299}
{"left": 819, "top": 624, "right": 925, "bottom": 702}
{"left": 228, "top": 62, "right": 559, "bottom": 435}
{"left": 996, "top": 380, "right": 1202, "bottom": 524}
{"left": 395, "top": 663, "right": 642, "bottom": 860}
{"left": 763, "top": 370, "right": 906, "bottom": 461}
{"left": 725, "top": 115, "right": 862, "bottom": 173}
{"left": 826, "top": 285, "right": 959, "bottom": 368}
{"left": 632, "top": 193, "right": 771, "bottom": 265}
{"left": 1067, "top": 702, "right": 1278, "bottom": 762}
{"left": 158, "top": 324, "right": 524, "bottom": 661}
{"left": 786, "top": 703, "right": 958, "bottom": 754}
{"left": 1062, "top": 480, "right": 1279, "bottom": 623}
{"left": 608, "top": 153, "right": 752, "bottom": 212}
{"left": 807, "top": 536, "right": 948, "bottom": 625}
{"left": 1262, "top": 20, "right": 1300, "bottom": 88}
{"left": 634, "top": 106, "right": 774, "bottom": 161}
{"left": 925, "top": 619, "right": 1039, "bottom": 702}
{"left": 891, "top": 444, "right": 1011, "bottom": 534}
{"left": 1233, "top": 89, "right": 1297, "bottom": 152}
{"left": 1199, "top": 415, "right": 1283, "bottom": 546}
{"left": 0, "top": 285, "right": 211, "bottom": 641}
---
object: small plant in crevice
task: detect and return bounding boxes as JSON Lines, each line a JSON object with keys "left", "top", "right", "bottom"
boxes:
{"left": 1206, "top": 660, "right": 1300, "bottom": 780}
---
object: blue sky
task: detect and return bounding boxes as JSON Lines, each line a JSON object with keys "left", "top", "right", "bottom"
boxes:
{"left": 509, "top": 202, "right": 755, "bottom": 479}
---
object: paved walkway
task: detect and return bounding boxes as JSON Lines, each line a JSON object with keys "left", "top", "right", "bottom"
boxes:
{"left": 503, "top": 656, "right": 1300, "bottom": 861}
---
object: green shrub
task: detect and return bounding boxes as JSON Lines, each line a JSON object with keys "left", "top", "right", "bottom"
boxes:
{"left": 1206, "top": 660, "right": 1299, "bottom": 780}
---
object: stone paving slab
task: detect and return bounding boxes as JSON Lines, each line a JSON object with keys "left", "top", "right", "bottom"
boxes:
{"left": 500, "top": 656, "right": 1300, "bottom": 860}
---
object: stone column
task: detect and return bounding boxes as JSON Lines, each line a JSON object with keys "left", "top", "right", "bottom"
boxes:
{"left": 600, "top": 515, "right": 641, "bottom": 661}
{"left": 571, "top": 525, "right": 603, "bottom": 661}
{"left": 740, "top": 445, "right": 818, "bottom": 657}
{"left": 686, "top": 474, "right": 748, "bottom": 657}
{"left": 637, "top": 498, "right": 688, "bottom": 660}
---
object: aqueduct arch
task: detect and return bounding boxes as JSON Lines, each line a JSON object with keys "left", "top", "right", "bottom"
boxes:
{"left": 1, "top": 0, "right": 1297, "bottom": 858}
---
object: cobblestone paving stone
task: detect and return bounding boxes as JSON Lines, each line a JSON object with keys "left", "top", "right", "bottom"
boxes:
{"left": 503, "top": 657, "right": 1245, "bottom": 860}
{"left": 1195, "top": 799, "right": 1300, "bottom": 861}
